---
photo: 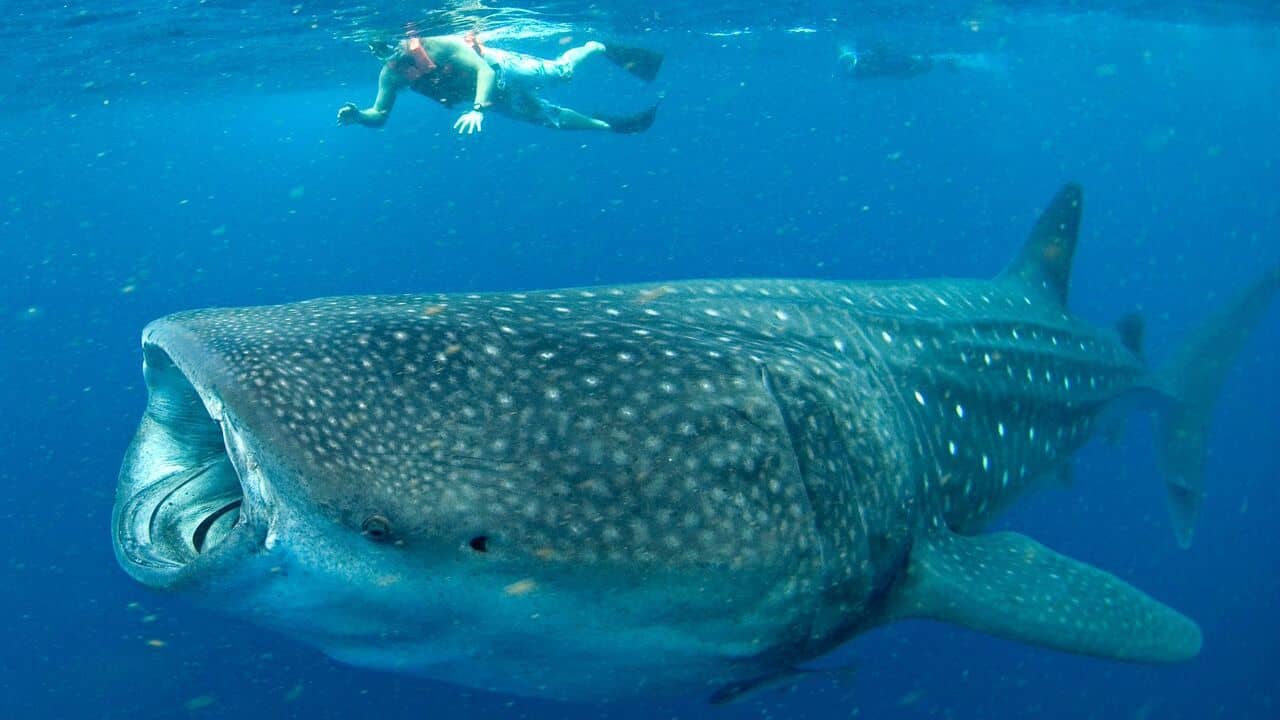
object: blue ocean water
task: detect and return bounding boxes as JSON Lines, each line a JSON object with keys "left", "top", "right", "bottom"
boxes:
{"left": 1, "top": 1, "right": 1277, "bottom": 718}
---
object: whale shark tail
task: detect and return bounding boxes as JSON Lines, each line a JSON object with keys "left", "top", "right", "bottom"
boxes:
{"left": 1155, "top": 264, "right": 1280, "bottom": 548}
{"left": 998, "top": 183, "right": 1279, "bottom": 547}
{"left": 881, "top": 186, "right": 1274, "bottom": 667}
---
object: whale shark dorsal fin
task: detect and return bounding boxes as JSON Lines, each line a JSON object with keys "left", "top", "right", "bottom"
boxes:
{"left": 1000, "top": 183, "right": 1083, "bottom": 307}
{"left": 886, "top": 531, "right": 1201, "bottom": 663}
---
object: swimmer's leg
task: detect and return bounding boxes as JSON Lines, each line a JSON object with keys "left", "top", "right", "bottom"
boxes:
{"left": 556, "top": 41, "right": 606, "bottom": 74}
{"left": 551, "top": 106, "right": 611, "bottom": 131}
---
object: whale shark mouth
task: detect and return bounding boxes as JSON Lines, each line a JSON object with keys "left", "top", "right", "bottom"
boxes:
{"left": 113, "top": 340, "right": 249, "bottom": 578}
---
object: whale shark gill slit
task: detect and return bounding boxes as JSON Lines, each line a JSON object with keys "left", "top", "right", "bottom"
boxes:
{"left": 192, "top": 499, "right": 243, "bottom": 554}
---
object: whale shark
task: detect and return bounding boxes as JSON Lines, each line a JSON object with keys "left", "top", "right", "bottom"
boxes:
{"left": 113, "top": 184, "right": 1278, "bottom": 702}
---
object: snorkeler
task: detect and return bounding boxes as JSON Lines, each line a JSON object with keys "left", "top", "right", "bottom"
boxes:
{"left": 337, "top": 34, "right": 663, "bottom": 134}
{"left": 839, "top": 44, "right": 962, "bottom": 79}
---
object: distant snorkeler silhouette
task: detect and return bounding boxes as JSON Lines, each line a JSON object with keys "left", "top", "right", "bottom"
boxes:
{"left": 838, "top": 43, "right": 998, "bottom": 80}
{"left": 337, "top": 33, "right": 663, "bottom": 135}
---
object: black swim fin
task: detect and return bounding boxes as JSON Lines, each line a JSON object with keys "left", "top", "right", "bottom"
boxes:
{"left": 597, "top": 104, "right": 659, "bottom": 134}
{"left": 603, "top": 43, "right": 663, "bottom": 82}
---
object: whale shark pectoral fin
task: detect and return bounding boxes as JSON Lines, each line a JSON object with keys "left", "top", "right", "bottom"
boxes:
{"left": 709, "top": 668, "right": 816, "bottom": 705}
{"left": 886, "top": 531, "right": 1201, "bottom": 663}
{"left": 1115, "top": 312, "right": 1145, "bottom": 359}
{"left": 999, "top": 183, "right": 1082, "bottom": 307}
{"left": 709, "top": 662, "right": 858, "bottom": 705}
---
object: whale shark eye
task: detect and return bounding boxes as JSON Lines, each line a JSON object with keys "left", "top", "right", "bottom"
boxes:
{"left": 468, "top": 535, "right": 489, "bottom": 553}
{"left": 361, "top": 515, "right": 392, "bottom": 542}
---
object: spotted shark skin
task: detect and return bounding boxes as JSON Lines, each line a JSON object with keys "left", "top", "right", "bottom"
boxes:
{"left": 113, "top": 185, "right": 1278, "bottom": 702}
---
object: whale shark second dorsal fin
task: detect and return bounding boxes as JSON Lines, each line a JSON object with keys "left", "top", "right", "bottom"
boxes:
{"left": 1000, "top": 183, "right": 1083, "bottom": 307}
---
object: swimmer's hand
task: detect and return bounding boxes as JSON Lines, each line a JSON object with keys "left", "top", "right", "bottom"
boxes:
{"left": 454, "top": 109, "right": 484, "bottom": 135}
{"left": 336, "top": 102, "right": 361, "bottom": 126}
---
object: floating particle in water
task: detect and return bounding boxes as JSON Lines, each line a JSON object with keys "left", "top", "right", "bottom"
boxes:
{"left": 184, "top": 695, "right": 215, "bottom": 711}
{"left": 897, "top": 689, "right": 924, "bottom": 706}
{"left": 504, "top": 579, "right": 537, "bottom": 596}
{"left": 146, "top": 639, "right": 166, "bottom": 648}
{"left": 1145, "top": 127, "right": 1177, "bottom": 152}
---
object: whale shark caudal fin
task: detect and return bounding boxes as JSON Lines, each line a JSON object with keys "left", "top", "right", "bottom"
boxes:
{"left": 887, "top": 531, "right": 1202, "bottom": 663}
{"left": 1155, "top": 264, "right": 1280, "bottom": 548}
{"left": 1001, "top": 185, "right": 1278, "bottom": 546}
{"left": 998, "top": 183, "right": 1082, "bottom": 307}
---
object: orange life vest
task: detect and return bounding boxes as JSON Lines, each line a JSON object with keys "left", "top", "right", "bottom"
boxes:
{"left": 392, "top": 35, "right": 485, "bottom": 106}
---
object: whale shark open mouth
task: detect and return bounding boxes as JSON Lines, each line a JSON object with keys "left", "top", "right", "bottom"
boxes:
{"left": 113, "top": 340, "right": 248, "bottom": 576}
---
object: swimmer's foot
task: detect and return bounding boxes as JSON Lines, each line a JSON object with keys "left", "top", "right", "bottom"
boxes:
{"left": 602, "top": 44, "right": 664, "bottom": 82}
{"left": 598, "top": 104, "right": 659, "bottom": 134}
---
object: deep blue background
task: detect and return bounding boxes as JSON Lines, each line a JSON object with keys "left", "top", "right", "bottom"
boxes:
{"left": 1, "top": 8, "right": 1277, "bottom": 720}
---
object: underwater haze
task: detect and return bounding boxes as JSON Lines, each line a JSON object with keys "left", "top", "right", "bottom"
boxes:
{"left": 2, "top": 1, "right": 1278, "bottom": 719}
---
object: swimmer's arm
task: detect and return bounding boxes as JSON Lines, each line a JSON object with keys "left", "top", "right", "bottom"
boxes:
{"left": 354, "top": 65, "right": 399, "bottom": 127}
{"left": 436, "top": 37, "right": 495, "bottom": 108}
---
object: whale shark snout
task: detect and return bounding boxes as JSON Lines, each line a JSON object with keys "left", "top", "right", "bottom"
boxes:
{"left": 113, "top": 333, "right": 257, "bottom": 589}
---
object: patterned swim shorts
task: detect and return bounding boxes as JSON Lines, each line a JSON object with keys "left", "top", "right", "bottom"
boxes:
{"left": 482, "top": 48, "right": 573, "bottom": 128}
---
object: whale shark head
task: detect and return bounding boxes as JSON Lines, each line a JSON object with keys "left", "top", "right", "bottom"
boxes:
{"left": 112, "top": 292, "right": 832, "bottom": 699}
